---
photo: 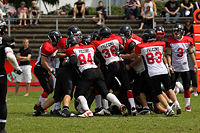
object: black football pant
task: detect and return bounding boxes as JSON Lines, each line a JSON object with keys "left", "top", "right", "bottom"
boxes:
{"left": 75, "top": 68, "right": 109, "bottom": 99}
{"left": 171, "top": 71, "right": 190, "bottom": 90}
{"left": 0, "top": 76, "right": 7, "bottom": 123}
{"left": 34, "top": 66, "right": 53, "bottom": 94}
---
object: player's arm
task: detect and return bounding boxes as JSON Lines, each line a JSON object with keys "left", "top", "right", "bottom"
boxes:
{"left": 5, "top": 47, "right": 22, "bottom": 72}
{"left": 167, "top": 47, "right": 174, "bottom": 73}
{"left": 16, "top": 53, "right": 25, "bottom": 61}
{"left": 188, "top": 46, "right": 198, "bottom": 72}
{"left": 126, "top": 56, "right": 141, "bottom": 70}
{"left": 56, "top": 48, "right": 67, "bottom": 58}
{"left": 69, "top": 55, "right": 78, "bottom": 66}
{"left": 120, "top": 42, "right": 137, "bottom": 59}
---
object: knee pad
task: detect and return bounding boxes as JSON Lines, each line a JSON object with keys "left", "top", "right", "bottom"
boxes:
{"left": 41, "top": 92, "right": 48, "bottom": 98}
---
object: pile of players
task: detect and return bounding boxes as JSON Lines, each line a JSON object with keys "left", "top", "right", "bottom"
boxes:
{"left": 32, "top": 23, "right": 197, "bottom": 118}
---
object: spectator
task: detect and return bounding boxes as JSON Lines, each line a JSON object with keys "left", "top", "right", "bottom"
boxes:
{"left": 73, "top": 0, "right": 85, "bottom": 19}
{"left": 194, "top": 0, "right": 200, "bottom": 11}
{"left": 29, "top": 1, "right": 41, "bottom": 25}
{"left": 138, "top": 6, "right": 155, "bottom": 30}
{"left": 141, "top": 0, "right": 157, "bottom": 16}
{"left": 123, "top": 0, "right": 141, "bottom": 20}
{"left": 184, "top": 19, "right": 193, "bottom": 38}
{"left": 165, "top": 0, "right": 181, "bottom": 24}
{"left": 181, "top": 0, "right": 193, "bottom": 17}
{"left": 14, "top": 38, "right": 32, "bottom": 96}
{"left": 2, "top": 6, "right": 11, "bottom": 18}
{"left": 0, "top": 1, "right": 3, "bottom": 18}
{"left": 92, "top": 1, "right": 107, "bottom": 25}
{"left": 17, "top": 1, "right": 28, "bottom": 25}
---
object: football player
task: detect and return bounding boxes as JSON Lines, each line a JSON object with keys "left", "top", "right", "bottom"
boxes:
{"left": 65, "top": 36, "right": 129, "bottom": 117}
{"left": 33, "top": 30, "right": 62, "bottom": 114}
{"left": 91, "top": 27, "right": 137, "bottom": 116}
{"left": 134, "top": 29, "right": 180, "bottom": 116}
{"left": 119, "top": 25, "right": 151, "bottom": 115}
{"left": 0, "top": 18, "right": 22, "bottom": 133}
{"left": 167, "top": 23, "right": 197, "bottom": 111}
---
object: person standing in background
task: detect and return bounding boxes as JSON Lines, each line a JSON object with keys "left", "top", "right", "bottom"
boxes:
{"left": 14, "top": 38, "right": 32, "bottom": 96}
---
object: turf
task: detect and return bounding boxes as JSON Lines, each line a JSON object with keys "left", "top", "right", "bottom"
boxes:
{"left": 6, "top": 92, "right": 200, "bottom": 133}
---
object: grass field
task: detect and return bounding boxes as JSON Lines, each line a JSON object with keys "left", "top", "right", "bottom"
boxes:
{"left": 5, "top": 91, "right": 200, "bottom": 133}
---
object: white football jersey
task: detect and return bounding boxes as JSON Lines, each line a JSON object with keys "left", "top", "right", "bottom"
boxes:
{"left": 167, "top": 36, "right": 194, "bottom": 72}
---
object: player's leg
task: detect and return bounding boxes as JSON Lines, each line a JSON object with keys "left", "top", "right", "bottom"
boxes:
{"left": 0, "top": 76, "right": 8, "bottom": 132}
{"left": 117, "top": 62, "right": 136, "bottom": 115}
{"left": 180, "top": 71, "right": 191, "bottom": 111}
{"left": 14, "top": 66, "right": 24, "bottom": 96}
{"left": 34, "top": 66, "right": 53, "bottom": 113}
{"left": 161, "top": 74, "right": 181, "bottom": 114}
{"left": 24, "top": 65, "right": 32, "bottom": 96}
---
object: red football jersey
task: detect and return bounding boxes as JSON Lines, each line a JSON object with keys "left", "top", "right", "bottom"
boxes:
{"left": 35, "top": 40, "right": 58, "bottom": 67}
{"left": 167, "top": 36, "right": 194, "bottom": 72}
{"left": 135, "top": 41, "right": 168, "bottom": 77}
{"left": 65, "top": 45, "right": 97, "bottom": 73}
{"left": 92, "top": 35, "right": 123, "bottom": 65}
{"left": 57, "top": 38, "right": 67, "bottom": 49}
{"left": 132, "top": 33, "right": 143, "bottom": 42}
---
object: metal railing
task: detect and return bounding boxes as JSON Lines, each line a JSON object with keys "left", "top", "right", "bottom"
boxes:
{"left": 4, "top": 17, "right": 105, "bottom": 36}
{"left": 152, "top": 16, "right": 194, "bottom": 28}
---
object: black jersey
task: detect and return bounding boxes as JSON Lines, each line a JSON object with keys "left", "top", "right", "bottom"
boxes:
{"left": 0, "top": 35, "right": 15, "bottom": 75}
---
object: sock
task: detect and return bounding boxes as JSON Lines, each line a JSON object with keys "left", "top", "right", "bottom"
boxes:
{"left": 106, "top": 93, "right": 121, "bottom": 107}
{"left": 102, "top": 99, "right": 109, "bottom": 109}
{"left": 95, "top": 95, "right": 102, "bottom": 109}
{"left": 185, "top": 98, "right": 190, "bottom": 107}
{"left": 174, "top": 101, "right": 180, "bottom": 107}
{"left": 63, "top": 106, "right": 69, "bottom": 111}
{"left": 168, "top": 100, "right": 173, "bottom": 104}
{"left": 77, "top": 96, "right": 90, "bottom": 111}
{"left": 126, "top": 90, "right": 136, "bottom": 108}
{"left": 0, "top": 122, "right": 6, "bottom": 130}
{"left": 143, "top": 106, "right": 149, "bottom": 109}
{"left": 166, "top": 105, "right": 172, "bottom": 111}
{"left": 36, "top": 96, "right": 42, "bottom": 106}
{"left": 40, "top": 92, "right": 48, "bottom": 106}
{"left": 54, "top": 102, "right": 61, "bottom": 110}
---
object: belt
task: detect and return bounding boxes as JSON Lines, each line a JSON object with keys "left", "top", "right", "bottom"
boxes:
{"left": 109, "top": 60, "right": 123, "bottom": 65}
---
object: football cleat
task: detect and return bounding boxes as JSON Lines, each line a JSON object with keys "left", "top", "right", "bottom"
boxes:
{"left": 76, "top": 104, "right": 84, "bottom": 114}
{"left": 131, "top": 107, "right": 137, "bottom": 116}
{"left": 0, "top": 129, "right": 8, "bottom": 133}
{"left": 169, "top": 102, "right": 175, "bottom": 110}
{"left": 50, "top": 108, "right": 62, "bottom": 115}
{"left": 33, "top": 110, "right": 42, "bottom": 116}
{"left": 119, "top": 104, "right": 128, "bottom": 116}
{"left": 33, "top": 104, "right": 41, "bottom": 110}
{"left": 95, "top": 108, "right": 112, "bottom": 116}
{"left": 194, "top": 93, "right": 198, "bottom": 96}
{"left": 185, "top": 105, "right": 191, "bottom": 112}
{"left": 78, "top": 110, "right": 93, "bottom": 118}
{"left": 176, "top": 106, "right": 182, "bottom": 115}
{"left": 165, "top": 109, "right": 174, "bottom": 117}
{"left": 43, "top": 109, "right": 49, "bottom": 114}
{"left": 138, "top": 108, "right": 151, "bottom": 115}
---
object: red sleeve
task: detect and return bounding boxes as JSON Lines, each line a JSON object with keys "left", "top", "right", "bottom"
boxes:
{"left": 91, "top": 40, "right": 97, "bottom": 48}
{"left": 116, "top": 36, "right": 123, "bottom": 44}
{"left": 188, "top": 36, "right": 194, "bottom": 46}
{"left": 65, "top": 47, "right": 75, "bottom": 57}
{"left": 161, "top": 41, "right": 166, "bottom": 51}
{"left": 132, "top": 33, "right": 142, "bottom": 42}
{"left": 57, "top": 38, "right": 67, "bottom": 49}
{"left": 41, "top": 42, "right": 55, "bottom": 56}
{"left": 90, "top": 45, "right": 96, "bottom": 53}
{"left": 124, "top": 39, "right": 132, "bottom": 54}
{"left": 134, "top": 44, "right": 141, "bottom": 54}
{"left": 167, "top": 38, "right": 171, "bottom": 48}
{"left": 79, "top": 43, "right": 84, "bottom": 46}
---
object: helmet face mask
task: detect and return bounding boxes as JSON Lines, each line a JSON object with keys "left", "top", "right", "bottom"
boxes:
{"left": 154, "top": 25, "right": 165, "bottom": 41}
{"left": 172, "top": 23, "right": 185, "bottom": 38}
{"left": 48, "top": 30, "right": 62, "bottom": 46}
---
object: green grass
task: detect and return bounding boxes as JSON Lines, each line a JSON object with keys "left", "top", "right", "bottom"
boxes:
{"left": 6, "top": 92, "right": 200, "bottom": 133}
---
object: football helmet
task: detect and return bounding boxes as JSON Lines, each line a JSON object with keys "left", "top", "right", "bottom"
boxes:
{"left": 0, "top": 18, "right": 7, "bottom": 35}
{"left": 48, "top": 30, "right": 62, "bottom": 46}
{"left": 172, "top": 23, "right": 185, "bottom": 38}
{"left": 99, "top": 27, "right": 111, "bottom": 38}
{"left": 67, "top": 26, "right": 82, "bottom": 39}
{"left": 66, "top": 36, "right": 79, "bottom": 48}
{"left": 91, "top": 30, "right": 100, "bottom": 40}
{"left": 142, "top": 29, "right": 156, "bottom": 42}
{"left": 119, "top": 25, "right": 132, "bottom": 39}
{"left": 154, "top": 25, "right": 165, "bottom": 41}
{"left": 82, "top": 36, "right": 92, "bottom": 45}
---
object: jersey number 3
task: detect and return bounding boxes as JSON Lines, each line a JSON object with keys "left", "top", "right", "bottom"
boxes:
{"left": 177, "top": 47, "right": 183, "bottom": 57}
{"left": 146, "top": 51, "right": 162, "bottom": 65}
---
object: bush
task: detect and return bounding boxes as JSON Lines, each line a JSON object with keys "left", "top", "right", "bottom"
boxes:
{"left": 155, "top": 1, "right": 166, "bottom": 16}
